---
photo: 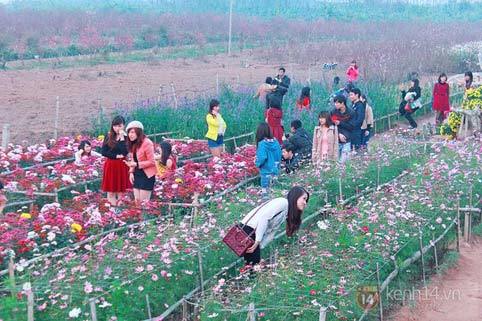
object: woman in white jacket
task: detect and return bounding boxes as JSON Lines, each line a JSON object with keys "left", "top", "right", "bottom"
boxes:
{"left": 239, "top": 186, "right": 309, "bottom": 266}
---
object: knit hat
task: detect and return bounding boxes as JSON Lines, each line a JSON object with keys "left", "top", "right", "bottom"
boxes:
{"left": 126, "top": 121, "right": 144, "bottom": 132}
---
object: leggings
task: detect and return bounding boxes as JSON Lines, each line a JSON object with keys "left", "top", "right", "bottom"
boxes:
{"left": 240, "top": 225, "right": 261, "bottom": 265}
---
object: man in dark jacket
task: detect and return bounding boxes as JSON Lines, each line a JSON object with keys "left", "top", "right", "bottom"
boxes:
{"left": 281, "top": 142, "right": 300, "bottom": 174}
{"left": 348, "top": 88, "right": 366, "bottom": 150}
{"left": 287, "top": 120, "right": 312, "bottom": 159}
{"left": 266, "top": 67, "right": 291, "bottom": 109}
{"left": 330, "top": 95, "right": 355, "bottom": 162}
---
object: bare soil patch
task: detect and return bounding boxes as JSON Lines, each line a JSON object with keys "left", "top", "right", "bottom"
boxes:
{"left": 389, "top": 237, "right": 482, "bottom": 321}
{"left": 1, "top": 49, "right": 324, "bottom": 144}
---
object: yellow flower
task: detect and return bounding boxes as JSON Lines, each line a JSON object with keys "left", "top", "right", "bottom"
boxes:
{"left": 20, "top": 213, "right": 31, "bottom": 219}
{"left": 175, "top": 178, "right": 184, "bottom": 184}
{"left": 76, "top": 135, "right": 83, "bottom": 141}
{"left": 71, "top": 223, "right": 83, "bottom": 233}
{"left": 97, "top": 135, "right": 105, "bottom": 141}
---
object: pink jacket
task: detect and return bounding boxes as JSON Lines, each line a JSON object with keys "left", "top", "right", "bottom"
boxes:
{"left": 346, "top": 66, "right": 359, "bottom": 82}
{"left": 130, "top": 137, "right": 157, "bottom": 178}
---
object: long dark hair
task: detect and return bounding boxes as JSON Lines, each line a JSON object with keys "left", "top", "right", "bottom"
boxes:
{"left": 209, "top": 99, "right": 220, "bottom": 118}
{"left": 300, "top": 86, "right": 310, "bottom": 99}
{"left": 78, "top": 140, "right": 92, "bottom": 157}
{"left": 127, "top": 127, "right": 146, "bottom": 153}
{"left": 255, "top": 122, "right": 273, "bottom": 147}
{"left": 286, "top": 186, "right": 310, "bottom": 237}
{"left": 438, "top": 73, "right": 447, "bottom": 84}
{"left": 465, "top": 71, "right": 473, "bottom": 89}
{"left": 106, "top": 116, "right": 125, "bottom": 149}
{"left": 159, "top": 141, "right": 172, "bottom": 166}
{"left": 411, "top": 78, "right": 420, "bottom": 89}
{"left": 318, "top": 111, "right": 333, "bottom": 127}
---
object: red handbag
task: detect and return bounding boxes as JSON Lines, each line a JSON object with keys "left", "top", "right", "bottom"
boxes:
{"left": 404, "top": 103, "right": 413, "bottom": 113}
{"left": 222, "top": 202, "right": 268, "bottom": 256}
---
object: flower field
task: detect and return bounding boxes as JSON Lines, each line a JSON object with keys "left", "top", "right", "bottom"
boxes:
{"left": 0, "top": 144, "right": 256, "bottom": 265}
{"left": 2, "top": 122, "right": 479, "bottom": 321}
{"left": 198, "top": 139, "right": 481, "bottom": 321}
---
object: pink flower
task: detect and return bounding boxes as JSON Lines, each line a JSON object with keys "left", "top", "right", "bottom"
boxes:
{"left": 84, "top": 281, "right": 93, "bottom": 294}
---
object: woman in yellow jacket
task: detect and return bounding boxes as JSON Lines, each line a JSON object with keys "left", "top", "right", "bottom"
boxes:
{"left": 205, "top": 99, "right": 227, "bottom": 157}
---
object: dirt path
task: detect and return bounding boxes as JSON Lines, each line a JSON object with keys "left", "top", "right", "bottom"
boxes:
{"left": 389, "top": 237, "right": 482, "bottom": 321}
{"left": 1, "top": 49, "right": 328, "bottom": 144}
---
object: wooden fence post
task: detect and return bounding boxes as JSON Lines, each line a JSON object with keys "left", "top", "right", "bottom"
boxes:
{"left": 27, "top": 290, "right": 34, "bottom": 321}
{"left": 1, "top": 123, "right": 10, "bottom": 149}
{"left": 419, "top": 228, "right": 426, "bottom": 286}
{"left": 146, "top": 294, "right": 152, "bottom": 320}
{"left": 170, "top": 83, "right": 178, "bottom": 109}
{"left": 338, "top": 176, "right": 343, "bottom": 203}
{"left": 432, "top": 232, "right": 438, "bottom": 271}
{"left": 54, "top": 96, "right": 60, "bottom": 140}
{"left": 387, "top": 115, "right": 391, "bottom": 130}
{"left": 318, "top": 306, "right": 327, "bottom": 321}
{"left": 376, "top": 263, "right": 384, "bottom": 321}
{"left": 197, "top": 248, "right": 204, "bottom": 297}
{"left": 464, "top": 211, "right": 471, "bottom": 243}
{"left": 89, "top": 298, "right": 98, "bottom": 321}
{"left": 248, "top": 303, "right": 256, "bottom": 321}
{"left": 456, "top": 197, "right": 461, "bottom": 252}
{"left": 8, "top": 256, "right": 15, "bottom": 296}
{"left": 182, "top": 297, "right": 188, "bottom": 321}
{"left": 157, "top": 84, "right": 163, "bottom": 103}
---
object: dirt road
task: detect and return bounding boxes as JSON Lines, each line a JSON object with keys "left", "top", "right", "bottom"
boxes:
{"left": 390, "top": 237, "right": 482, "bottom": 321}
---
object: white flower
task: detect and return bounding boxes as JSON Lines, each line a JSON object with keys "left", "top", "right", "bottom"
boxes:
{"left": 435, "top": 217, "right": 443, "bottom": 224}
{"left": 317, "top": 220, "right": 329, "bottom": 230}
{"left": 47, "top": 232, "right": 56, "bottom": 242}
{"left": 22, "top": 282, "right": 31, "bottom": 291}
{"left": 68, "top": 307, "right": 82, "bottom": 318}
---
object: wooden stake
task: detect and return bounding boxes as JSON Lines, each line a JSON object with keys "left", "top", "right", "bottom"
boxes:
{"left": 376, "top": 263, "right": 384, "bottom": 321}
{"left": 170, "top": 83, "right": 178, "bottom": 109}
{"left": 432, "top": 232, "right": 438, "bottom": 271}
{"left": 157, "top": 84, "right": 163, "bottom": 103}
{"left": 8, "top": 256, "right": 15, "bottom": 296}
{"left": 182, "top": 297, "right": 188, "bottom": 321}
{"left": 456, "top": 197, "right": 461, "bottom": 252}
{"left": 89, "top": 298, "right": 98, "bottom": 321}
{"left": 419, "top": 228, "right": 426, "bottom": 286}
{"left": 197, "top": 248, "right": 204, "bottom": 297}
{"left": 54, "top": 96, "right": 60, "bottom": 140}
{"left": 387, "top": 115, "right": 391, "bottom": 130}
{"left": 338, "top": 176, "right": 343, "bottom": 202}
{"left": 318, "top": 306, "right": 327, "bottom": 321}
{"left": 27, "top": 290, "right": 34, "bottom": 321}
{"left": 1, "top": 123, "right": 10, "bottom": 149}
{"left": 248, "top": 303, "right": 256, "bottom": 321}
{"left": 464, "top": 211, "right": 471, "bottom": 243}
{"left": 146, "top": 294, "right": 152, "bottom": 320}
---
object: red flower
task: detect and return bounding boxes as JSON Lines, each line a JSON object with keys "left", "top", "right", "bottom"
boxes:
{"left": 309, "top": 289, "right": 317, "bottom": 296}
{"left": 361, "top": 226, "right": 369, "bottom": 233}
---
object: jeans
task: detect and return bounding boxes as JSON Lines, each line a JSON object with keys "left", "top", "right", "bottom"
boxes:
{"left": 361, "top": 129, "right": 371, "bottom": 147}
{"left": 260, "top": 174, "right": 272, "bottom": 188}
{"left": 338, "top": 142, "right": 351, "bottom": 163}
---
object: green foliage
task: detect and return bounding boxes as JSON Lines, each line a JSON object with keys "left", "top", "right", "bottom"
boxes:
{"left": 8, "top": 0, "right": 482, "bottom": 22}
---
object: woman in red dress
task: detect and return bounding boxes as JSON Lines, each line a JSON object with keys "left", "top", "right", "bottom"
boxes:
{"left": 101, "top": 116, "right": 131, "bottom": 206}
{"left": 432, "top": 73, "right": 450, "bottom": 125}
{"left": 265, "top": 103, "right": 284, "bottom": 145}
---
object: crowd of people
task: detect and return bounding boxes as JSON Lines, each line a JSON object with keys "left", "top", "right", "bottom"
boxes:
{"left": 1, "top": 63, "right": 479, "bottom": 269}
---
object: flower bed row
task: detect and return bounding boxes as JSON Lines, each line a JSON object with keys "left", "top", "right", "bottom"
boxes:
{"left": 0, "top": 133, "right": 445, "bottom": 321}
{"left": 1, "top": 136, "right": 211, "bottom": 197}
{"left": 198, "top": 138, "right": 481, "bottom": 321}
{"left": 0, "top": 134, "right": 209, "bottom": 174}
{"left": 0, "top": 145, "right": 257, "bottom": 265}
